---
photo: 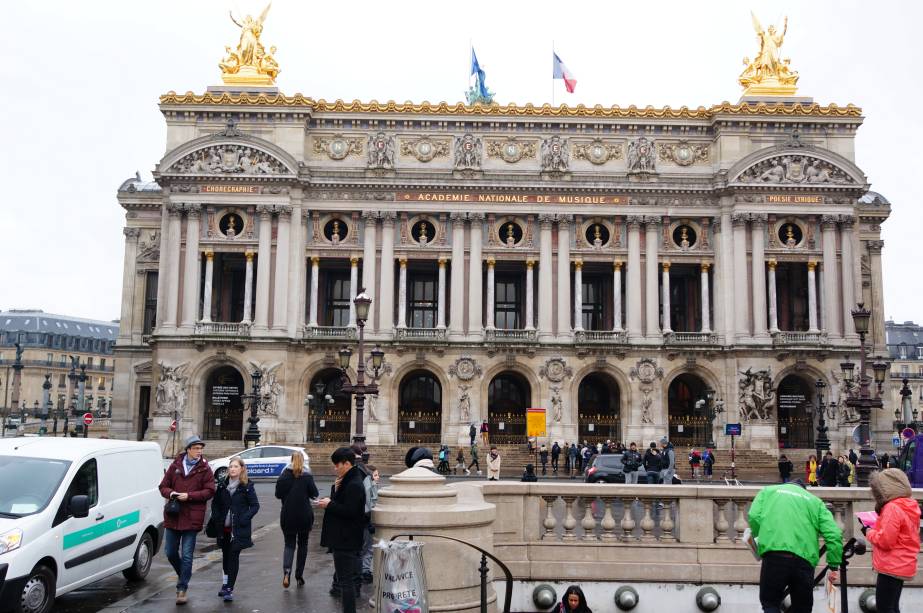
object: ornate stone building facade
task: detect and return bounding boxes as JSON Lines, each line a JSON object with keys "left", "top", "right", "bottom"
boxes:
{"left": 111, "top": 91, "right": 893, "bottom": 454}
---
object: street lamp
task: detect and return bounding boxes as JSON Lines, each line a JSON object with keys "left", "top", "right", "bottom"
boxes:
{"left": 841, "top": 302, "right": 886, "bottom": 486}
{"left": 337, "top": 289, "right": 384, "bottom": 444}
{"left": 243, "top": 370, "right": 263, "bottom": 447}
{"left": 305, "top": 382, "right": 334, "bottom": 443}
{"left": 703, "top": 387, "right": 717, "bottom": 449}
{"left": 813, "top": 379, "right": 831, "bottom": 461}
{"left": 893, "top": 378, "right": 919, "bottom": 452}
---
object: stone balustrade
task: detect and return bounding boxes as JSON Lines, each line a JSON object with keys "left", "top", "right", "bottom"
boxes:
{"left": 193, "top": 321, "right": 251, "bottom": 337}
{"left": 574, "top": 330, "right": 628, "bottom": 344}
{"left": 773, "top": 330, "right": 829, "bottom": 345}
{"left": 302, "top": 324, "right": 356, "bottom": 340}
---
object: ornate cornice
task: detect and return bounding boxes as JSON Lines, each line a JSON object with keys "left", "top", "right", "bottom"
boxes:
{"left": 160, "top": 93, "right": 862, "bottom": 119}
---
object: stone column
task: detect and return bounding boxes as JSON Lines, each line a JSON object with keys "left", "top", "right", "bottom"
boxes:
{"left": 242, "top": 251, "right": 254, "bottom": 323}
{"left": 661, "top": 261, "right": 672, "bottom": 334}
{"left": 253, "top": 206, "right": 273, "bottom": 331}
{"left": 201, "top": 251, "right": 214, "bottom": 322}
{"left": 437, "top": 257, "right": 447, "bottom": 329}
{"left": 573, "top": 259, "right": 583, "bottom": 331}
{"left": 286, "top": 205, "right": 303, "bottom": 337}
{"left": 468, "top": 214, "right": 484, "bottom": 335}
{"left": 180, "top": 205, "right": 201, "bottom": 330}
{"left": 841, "top": 217, "right": 857, "bottom": 338}
{"left": 362, "top": 211, "right": 378, "bottom": 332}
{"left": 396, "top": 257, "right": 407, "bottom": 328}
{"left": 538, "top": 214, "right": 554, "bottom": 339}
{"left": 449, "top": 213, "right": 466, "bottom": 338}
{"left": 751, "top": 214, "right": 768, "bottom": 338}
{"left": 525, "top": 260, "right": 535, "bottom": 330}
{"left": 308, "top": 256, "right": 320, "bottom": 327}
{"left": 700, "top": 262, "right": 711, "bottom": 334}
{"left": 119, "top": 228, "right": 141, "bottom": 339}
{"left": 298, "top": 214, "right": 309, "bottom": 330}
{"left": 612, "top": 260, "right": 623, "bottom": 331}
{"left": 807, "top": 261, "right": 819, "bottom": 333}
{"left": 485, "top": 257, "right": 496, "bottom": 329}
{"left": 557, "top": 216, "right": 572, "bottom": 337}
{"left": 379, "top": 212, "right": 396, "bottom": 333}
{"left": 626, "top": 217, "right": 643, "bottom": 339}
{"left": 767, "top": 259, "right": 778, "bottom": 333}
{"left": 868, "top": 240, "right": 886, "bottom": 352}
{"left": 163, "top": 204, "right": 183, "bottom": 330}
{"left": 732, "top": 213, "right": 749, "bottom": 338}
{"left": 821, "top": 215, "right": 841, "bottom": 338}
{"left": 644, "top": 218, "right": 660, "bottom": 338}
{"left": 349, "top": 255, "right": 360, "bottom": 327}
{"left": 716, "top": 211, "right": 734, "bottom": 345}
{"left": 155, "top": 204, "right": 171, "bottom": 330}
{"left": 272, "top": 207, "right": 292, "bottom": 331}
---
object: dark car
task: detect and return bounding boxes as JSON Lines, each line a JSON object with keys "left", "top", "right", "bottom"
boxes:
{"left": 585, "top": 453, "right": 626, "bottom": 483}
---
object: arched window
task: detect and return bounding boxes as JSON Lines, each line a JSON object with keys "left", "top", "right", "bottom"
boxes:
{"left": 203, "top": 366, "right": 244, "bottom": 441}
{"left": 398, "top": 371, "right": 442, "bottom": 444}
{"left": 777, "top": 375, "right": 815, "bottom": 449}
{"left": 308, "top": 369, "right": 352, "bottom": 443}
{"left": 667, "top": 373, "right": 709, "bottom": 447}
{"left": 488, "top": 372, "right": 531, "bottom": 444}
{"left": 578, "top": 373, "right": 620, "bottom": 442}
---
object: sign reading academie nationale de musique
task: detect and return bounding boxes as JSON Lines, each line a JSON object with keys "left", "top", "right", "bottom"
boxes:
{"left": 397, "top": 191, "right": 628, "bottom": 204}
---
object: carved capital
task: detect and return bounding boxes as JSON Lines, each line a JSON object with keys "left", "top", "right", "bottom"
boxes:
{"left": 526, "top": 259, "right": 535, "bottom": 269}
{"left": 398, "top": 256, "right": 408, "bottom": 267}
{"left": 701, "top": 261, "right": 711, "bottom": 272}
{"left": 277, "top": 205, "right": 293, "bottom": 220}
{"left": 731, "top": 212, "right": 749, "bottom": 226}
{"left": 538, "top": 214, "right": 555, "bottom": 228}
{"left": 166, "top": 202, "right": 183, "bottom": 216}
{"left": 449, "top": 212, "right": 466, "bottom": 222}
{"left": 468, "top": 212, "right": 486, "bottom": 222}
{"left": 123, "top": 227, "right": 142, "bottom": 240}
{"left": 381, "top": 211, "right": 397, "bottom": 225}
{"left": 820, "top": 214, "right": 839, "bottom": 229}
{"left": 245, "top": 251, "right": 255, "bottom": 262}
{"left": 866, "top": 240, "right": 884, "bottom": 254}
{"left": 362, "top": 210, "right": 379, "bottom": 221}
{"left": 662, "top": 261, "right": 671, "bottom": 271}
{"left": 486, "top": 256, "right": 496, "bottom": 268}
{"left": 839, "top": 214, "right": 856, "bottom": 228}
{"left": 204, "top": 250, "right": 214, "bottom": 262}
{"left": 626, "top": 215, "right": 643, "bottom": 229}
{"left": 766, "top": 258, "right": 777, "bottom": 270}
{"left": 350, "top": 255, "right": 360, "bottom": 266}
{"left": 311, "top": 255, "right": 320, "bottom": 265}
{"left": 613, "top": 260, "right": 623, "bottom": 271}
{"left": 750, "top": 213, "right": 768, "bottom": 226}
{"left": 807, "top": 260, "right": 817, "bottom": 271}
{"left": 643, "top": 215, "right": 660, "bottom": 228}
{"left": 573, "top": 259, "right": 583, "bottom": 270}
{"left": 256, "top": 204, "right": 274, "bottom": 218}
{"left": 438, "top": 257, "right": 447, "bottom": 266}
{"left": 556, "top": 214, "right": 573, "bottom": 229}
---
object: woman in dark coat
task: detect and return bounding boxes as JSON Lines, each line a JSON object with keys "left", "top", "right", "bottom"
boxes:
{"left": 209, "top": 456, "right": 260, "bottom": 602}
{"left": 275, "top": 451, "right": 319, "bottom": 588}
{"left": 557, "top": 585, "right": 593, "bottom": 612}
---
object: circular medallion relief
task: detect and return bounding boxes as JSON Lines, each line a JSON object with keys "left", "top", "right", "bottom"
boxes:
{"left": 414, "top": 140, "right": 436, "bottom": 162}
{"left": 411, "top": 219, "right": 436, "bottom": 245}
{"left": 454, "top": 357, "right": 479, "bottom": 381}
{"left": 673, "top": 225, "right": 697, "bottom": 249}
{"left": 587, "top": 142, "right": 609, "bottom": 165}
{"left": 219, "top": 212, "right": 244, "bottom": 238}
{"left": 501, "top": 142, "right": 523, "bottom": 163}
{"left": 673, "top": 143, "right": 695, "bottom": 166}
{"left": 778, "top": 223, "right": 804, "bottom": 248}
{"left": 498, "top": 221, "right": 523, "bottom": 246}
{"left": 327, "top": 138, "right": 350, "bottom": 160}
{"left": 584, "top": 223, "right": 610, "bottom": 247}
{"left": 323, "top": 218, "right": 349, "bottom": 243}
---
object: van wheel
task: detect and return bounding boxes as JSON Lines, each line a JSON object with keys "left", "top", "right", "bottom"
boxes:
{"left": 16, "top": 565, "right": 55, "bottom": 613}
{"left": 123, "top": 532, "right": 154, "bottom": 581}
{"left": 214, "top": 467, "right": 228, "bottom": 482}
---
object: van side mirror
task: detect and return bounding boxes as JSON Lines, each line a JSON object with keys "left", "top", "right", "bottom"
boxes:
{"left": 70, "top": 495, "right": 90, "bottom": 518}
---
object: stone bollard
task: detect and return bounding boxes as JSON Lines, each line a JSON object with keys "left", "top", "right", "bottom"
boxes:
{"left": 373, "top": 467, "right": 498, "bottom": 613}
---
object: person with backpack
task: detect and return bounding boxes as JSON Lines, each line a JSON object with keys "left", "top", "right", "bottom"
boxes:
{"left": 551, "top": 441, "right": 561, "bottom": 474}
{"left": 469, "top": 423, "right": 477, "bottom": 446}
{"left": 454, "top": 448, "right": 467, "bottom": 475}
{"left": 643, "top": 443, "right": 661, "bottom": 484}
{"left": 778, "top": 454, "right": 794, "bottom": 483}
{"left": 568, "top": 443, "right": 579, "bottom": 478}
{"left": 702, "top": 448, "right": 716, "bottom": 481}
{"left": 620, "top": 442, "right": 643, "bottom": 484}
{"left": 659, "top": 437, "right": 676, "bottom": 484}
{"left": 350, "top": 444, "right": 378, "bottom": 586}
{"left": 275, "top": 451, "right": 319, "bottom": 590}
{"left": 437, "top": 445, "right": 450, "bottom": 474}
{"left": 208, "top": 456, "right": 260, "bottom": 602}
{"left": 539, "top": 444, "right": 549, "bottom": 476}
{"left": 689, "top": 448, "right": 702, "bottom": 480}
{"left": 467, "top": 442, "right": 481, "bottom": 475}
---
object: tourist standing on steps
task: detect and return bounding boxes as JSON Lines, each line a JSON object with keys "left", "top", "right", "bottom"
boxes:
{"left": 702, "top": 447, "right": 715, "bottom": 481}
{"left": 487, "top": 446, "right": 502, "bottom": 480}
{"left": 659, "top": 437, "right": 676, "bottom": 484}
{"left": 159, "top": 435, "right": 215, "bottom": 606}
{"left": 480, "top": 420, "right": 489, "bottom": 446}
{"left": 748, "top": 479, "right": 842, "bottom": 613}
{"left": 539, "top": 444, "right": 549, "bottom": 475}
{"left": 469, "top": 422, "right": 477, "bottom": 446}
{"left": 865, "top": 468, "right": 921, "bottom": 613}
{"left": 551, "top": 441, "right": 561, "bottom": 474}
{"left": 778, "top": 454, "right": 793, "bottom": 483}
{"left": 689, "top": 448, "right": 702, "bottom": 480}
{"left": 454, "top": 448, "right": 467, "bottom": 475}
{"left": 819, "top": 451, "right": 838, "bottom": 486}
{"left": 621, "top": 442, "right": 642, "bottom": 484}
{"left": 319, "top": 447, "right": 368, "bottom": 613}
{"left": 275, "top": 451, "right": 319, "bottom": 590}
{"left": 209, "top": 457, "right": 260, "bottom": 602}
{"left": 568, "top": 443, "right": 579, "bottom": 478}
{"left": 468, "top": 442, "right": 481, "bottom": 475}
{"left": 805, "top": 454, "right": 818, "bottom": 486}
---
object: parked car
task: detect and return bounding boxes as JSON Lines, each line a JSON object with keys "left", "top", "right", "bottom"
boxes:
{"left": 0, "top": 438, "right": 164, "bottom": 613}
{"left": 210, "top": 445, "right": 310, "bottom": 481}
{"left": 585, "top": 453, "right": 626, "bottom": 483}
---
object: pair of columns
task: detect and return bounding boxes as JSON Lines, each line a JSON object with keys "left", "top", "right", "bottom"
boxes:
{"left": 396, "top": 257, "right": 448, "bottom": 329}
{"left": 308, "top": 256, "right": 360, "bottom": 328}
{"left": 658, "top": 261, "right": 712, "bottom": 334}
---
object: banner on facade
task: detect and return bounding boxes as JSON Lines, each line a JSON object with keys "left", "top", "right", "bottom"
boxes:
{"left": 526, "top": 408, "right": 546, "bottom": 437}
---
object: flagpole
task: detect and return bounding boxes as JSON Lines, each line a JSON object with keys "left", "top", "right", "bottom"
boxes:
{"left": 551, "top": 40, "right": 555, "bottom": 107}
{"left": 467, "top": 39, "right": 471, "bottom": 104}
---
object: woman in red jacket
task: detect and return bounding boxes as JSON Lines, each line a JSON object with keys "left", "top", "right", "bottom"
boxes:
{"left": 865, "top": 468, "right": 921, "bottom": 613}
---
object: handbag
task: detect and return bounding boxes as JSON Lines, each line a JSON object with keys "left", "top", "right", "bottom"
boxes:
{"left": 164, "top": 497, "right": 181, "bottom": 516}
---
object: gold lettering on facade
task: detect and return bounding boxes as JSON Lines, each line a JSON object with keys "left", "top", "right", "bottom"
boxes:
{"left": 202, "top": 185, "right": 260, "bottom": 194}
{"left": 396, "top": 191, "right": 626, "bottom": 204}
{"left": 765, "top": 194, "right": 823, "bottom": 204}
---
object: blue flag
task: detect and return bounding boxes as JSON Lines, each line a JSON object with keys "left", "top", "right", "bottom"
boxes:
{"left": 470, "top": 47, "right": 489, "bottom": 99}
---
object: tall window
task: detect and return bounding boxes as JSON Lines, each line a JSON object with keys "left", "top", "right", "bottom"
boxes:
{"left": 100, "top": 358, "right": 106, "bottom": 370}
{"left": 581, "top": 274, "right": 608, "bottom": 330}
{"left": 902, "top": 365, "right": 910, "bottom": 376}
{"left": 143, "top": 271, "right": 158, "bottom": 335}
{"left": 495, "top": 273, "right": 522, "bottom": 329}
{"left": 324, "top": 271, "right": 352, "bottom": 327}
{"left": 900, "top": 345, "right": 908, "bottom": 359}
{"left": 408, "top": 271, "right": 437, "bottom": 328}
{"left": 87, "top": 357, "right": 94, "bottom": 367}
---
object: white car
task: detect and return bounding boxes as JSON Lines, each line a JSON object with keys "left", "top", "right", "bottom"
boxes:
{"left": 0, "top": 437, "right": 163, "bottom": 613}
{"left": 210, "top": 445, "right": 310, "bottom": 481}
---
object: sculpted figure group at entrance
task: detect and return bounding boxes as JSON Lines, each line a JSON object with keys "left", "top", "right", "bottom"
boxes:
{"left": 155, "top": 362, "right": 188, "bottom": 417}
{"left": 738, "top": 367, "right": 775, "bottom": 421}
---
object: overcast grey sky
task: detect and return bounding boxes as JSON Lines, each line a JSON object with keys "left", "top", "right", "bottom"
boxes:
{"left": 0, "top": 1, "right": 919, "bottom": 324}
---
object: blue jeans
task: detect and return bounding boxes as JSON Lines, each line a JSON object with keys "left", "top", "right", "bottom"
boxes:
{"left": 164, "top": 528, "right": 198, "bottom": 591}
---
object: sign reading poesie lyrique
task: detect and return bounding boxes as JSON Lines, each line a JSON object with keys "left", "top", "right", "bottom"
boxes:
{"left": 397, "top": 191, "right": 627, "bottom": 204}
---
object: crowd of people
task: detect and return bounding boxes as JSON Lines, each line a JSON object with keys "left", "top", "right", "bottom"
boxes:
{"left": 779, "top": 448, "right": 881, "bottom": 487}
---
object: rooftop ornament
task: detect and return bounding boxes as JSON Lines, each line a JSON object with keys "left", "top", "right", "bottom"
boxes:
{"left": 739, "top": 12, "right": 799, "bottom": 97}
{"left": 218, "top": 2, "right": 279, "bottom": 86}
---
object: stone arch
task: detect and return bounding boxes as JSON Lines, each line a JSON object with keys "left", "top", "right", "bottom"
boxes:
{"left": 569, "top": 362, "right": 632, "bottom": 422}
{"left": 727, "top": 144, "right": 867, "bottom": 188}
{"left": 306, "top": 367, "right": 354, "bottom": 443}
{"left": 574, "top": 370, "right": 623, "bottom": 443}
{"left": 157, "top": 132, "right": 299, "bottom": 178}
{"left": 388, "top": 359, "right": 451, "bottom": 427}
{"left": 187, "top": 355, "right": 250, "bottom": 441}
{"left": 479, "top": 360, "right": 541, "bottom": 406}
{"left": 662, "top": 365, "right": 721, "bottom": 448}
{"left": 396, "top": 369, "right": 444, "bottom": 444}
{"left": 774, "top": 367, "right": 824, "bottom": 450}
{"left": 485, "top": 370, "right": 533, "bottom": 445}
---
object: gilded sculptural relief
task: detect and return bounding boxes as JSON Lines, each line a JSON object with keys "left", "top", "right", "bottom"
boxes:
{"left": 219, "top": 2, "right": 279, "bottom": 86}
{"left": 739, "top": 13, "right": 799, "bottom": 96}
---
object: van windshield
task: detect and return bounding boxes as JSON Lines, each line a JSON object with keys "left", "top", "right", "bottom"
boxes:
{"left": 0, "top": 456, "right": 71, "bottom": 517}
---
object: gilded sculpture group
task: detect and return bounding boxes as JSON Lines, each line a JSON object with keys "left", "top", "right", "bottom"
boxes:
{"left": 216, "top": 5, "right": 800, "bottom": 98}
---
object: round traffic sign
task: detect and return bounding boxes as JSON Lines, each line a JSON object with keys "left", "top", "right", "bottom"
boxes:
{"left": 169, "top": 420, "right": 177, "bottom": 432}
{"left": 82, "top": 413, "right": 94, "bottom": 426}
{"left": 903, "top": 427, "right": 916, "bottom": 439}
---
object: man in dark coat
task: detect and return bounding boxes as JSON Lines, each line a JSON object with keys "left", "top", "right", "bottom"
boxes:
{"left": 551, "top": 442, "right": 561, "bottom": 474}
{"left": 319, "top": 447, "right": 367, "bottom": 613}
{"left": 158, "top": 435, "right": 216, "bottom": 605}
{"left": 819, "top": 451, "right": 839, "bottom": 487}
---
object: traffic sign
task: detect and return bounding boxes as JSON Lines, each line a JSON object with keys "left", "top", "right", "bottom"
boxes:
{"left": 170, "top": 420, "right": 178, "bottom": 432}
{"left": 893, "top": 436, "right": 901, "bottom": 448}
{"left": 902, "top": 427, "right": 916, "bottom": 439}
{"left": 725, "top": 423, "right": 742, "bottom": 436}
{"left": 83, "top": 413, "right": 94, "bottom": 426}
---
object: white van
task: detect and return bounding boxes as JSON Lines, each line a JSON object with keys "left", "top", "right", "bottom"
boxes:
{"left": 0, "top": 438, "right": 164, "bottom": 613}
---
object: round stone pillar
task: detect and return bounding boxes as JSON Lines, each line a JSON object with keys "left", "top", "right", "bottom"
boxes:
{"left": 373, "top": 467, "right": 498, "bottom": 613}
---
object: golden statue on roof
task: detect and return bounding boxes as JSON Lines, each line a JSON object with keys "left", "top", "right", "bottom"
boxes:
{"left": 219, "top": 2, "right": 279, "bottom": 86}
{"left": 739, "top": 12, "right": 799, "bottom": 97}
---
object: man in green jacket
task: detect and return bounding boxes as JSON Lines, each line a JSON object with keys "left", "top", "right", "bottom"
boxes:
{"left": 747, "top": 481, "right": 843, "bottom": 612}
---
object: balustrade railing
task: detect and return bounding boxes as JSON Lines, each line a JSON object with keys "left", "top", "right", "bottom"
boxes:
{"left": 302, "top": 325, "right": 356, "bottom": 340}
{"left": 574, "top": 330, "right": 628, "bottom": 344}
{"left": 665, "top": 331, "right": 719, "bottom": 345}
{"left": 194, "top": 321, "right": 251, "bottom": 337}
{"left": 773, "top": 330, "right": 828, "bottom": 345}
{"left": 485, "top": 328, "right": 538, "bottom": 342}
{"left": 395, "top": 327, "right": 448, "bottom": 341}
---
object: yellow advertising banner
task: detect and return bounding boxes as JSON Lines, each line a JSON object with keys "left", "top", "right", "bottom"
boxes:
{"left": 526, "top": 408, "right": 546, "bottom": 438}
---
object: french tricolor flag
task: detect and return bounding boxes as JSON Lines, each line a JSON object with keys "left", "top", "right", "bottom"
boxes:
{"left": 552, "top": 52, "right": 577, "bottom": 93}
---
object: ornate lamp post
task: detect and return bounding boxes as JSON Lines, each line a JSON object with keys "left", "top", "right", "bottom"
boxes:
{"left": 813, "top": 379, "right": 831, "bottom": 461}
{"left": 305, "top": 382, "right": 334, "bottom": 443}
{"left": 243, "top": 370, "right": 263, "bottom": 447}
{"left": 337, "top": 289, "right": 384, "bottom": 444}
{"left": 703, "top": 386, "right": 717, "bottom": 449}
{"left": 893, "top": 378, "right": 919, "bottom": 455}
{"left": 841, "top": 303, "right": 889, "bottom": 486}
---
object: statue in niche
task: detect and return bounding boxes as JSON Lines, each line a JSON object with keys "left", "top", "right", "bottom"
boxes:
{"left": 458, "top": 385, "right": 471, "bottom": 423}
{"left": 550, "top": 385, "right": 564, "bottom": 423}
{"left": 154, "top": 362, "right": 188, "bottom": 417}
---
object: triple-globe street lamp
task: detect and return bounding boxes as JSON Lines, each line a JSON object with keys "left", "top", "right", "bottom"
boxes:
{"left": 305, "top": 382, "right": 334, "bottom": 443}
{"left": 336, "top": 290, "right": 385, "bottom": 445}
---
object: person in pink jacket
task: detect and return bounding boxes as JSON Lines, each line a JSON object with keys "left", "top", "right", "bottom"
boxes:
{"left": 864, "top": 468, "right": 921, "bottom": 613}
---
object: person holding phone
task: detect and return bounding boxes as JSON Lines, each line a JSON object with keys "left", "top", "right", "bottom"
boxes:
{"left": 275, "top": 451, "right": 319, "bottom": 589}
